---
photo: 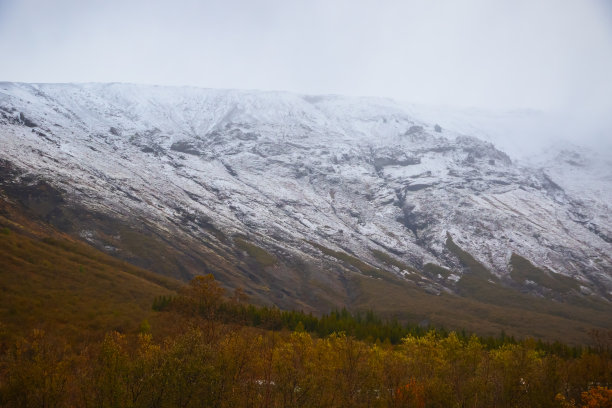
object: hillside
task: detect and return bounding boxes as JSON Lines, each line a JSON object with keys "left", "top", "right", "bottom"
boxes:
{"left": 0, "top": 191, "right": 179, "bottom": 343}
{"left": 0, "top": 82, "right": 611, "bottom": 343}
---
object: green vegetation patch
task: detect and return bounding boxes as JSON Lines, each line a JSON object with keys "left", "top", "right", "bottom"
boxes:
{"left": 446, "top": 232, "right": 493, "bottom": 279}
{"left": 445, "top": 233, "right": 510, "bottom": 303}
{"left": 510, "top": 253, "right": 579, "bottom": 292}
{"left": 371, "top": 249, "right": 418, "bottom": 273}
{"left": 423, "top": 263, "right": 452, "bottom": 278}
{"left": 308, "top": 241, "right": 395, "bottom": 281}
{"left": 234, "top": 237, "right": 277, "bottom": 268}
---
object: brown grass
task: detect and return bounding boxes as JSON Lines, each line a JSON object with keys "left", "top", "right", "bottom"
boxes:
{"left": 234, "top": 237, "right": 277, "bottom": 267}
{"left": 0, "top": 214, "right": 179, "bottom": 344}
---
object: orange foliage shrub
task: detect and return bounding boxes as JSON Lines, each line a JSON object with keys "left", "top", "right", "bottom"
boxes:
{"left": 581, "top": 387, "right": 612, "bottom": 408}
{"left": 395, "top": 378, "right": 426, "bottom": 408}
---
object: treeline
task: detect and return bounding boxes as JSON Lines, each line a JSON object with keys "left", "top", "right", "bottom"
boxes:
{"left": 0, "top": 275, "right": 611, "bottom": 407}
{"left": 155, "top": 292, "right": 428, "bottom": 344}
{"left": 154, "top": 276, "right": 586, "bottom": 357}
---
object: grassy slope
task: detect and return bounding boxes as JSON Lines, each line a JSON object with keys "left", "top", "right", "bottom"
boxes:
{"left": 411, "top": 233, "right": 612, "bottom": 343}
{"left": 0, "top": 200, "right": 180, "bottom": 343}
{"left": 234, "top": 237, "right": 277, "bottom": 267}
{"left": 302, "top": 235, "right": 612, "bottom": 344}
{"left": 349, "top": 274, "right": 608, "bottom": 344}
{"left": 510, "top": 253, "right": 579, "bottom": 292}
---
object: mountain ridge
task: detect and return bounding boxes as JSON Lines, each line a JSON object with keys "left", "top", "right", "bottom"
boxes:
{"left": 1, "top": 82, "right": 611, "bottom": 338}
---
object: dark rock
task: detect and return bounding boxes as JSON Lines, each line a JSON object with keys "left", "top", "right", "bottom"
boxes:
{"left": 170, "top": 141, "right": 200, "bottom": 155}
{"left": 405, "top": 125, "right": 423, "bottom": 135}
{"left": 373, "top": 156, "right": 420, "bottom": 170}
{"left": 223, "top": 162, "right": 238, "bottom": 177}
{"left": 230, "top": 128, "right": 259, "bottom": 141}
{"left": 19, "top": 112, "right": 37, "bottom": 127}
{"left": 405, "top": 183, "right": 431, "bottom": 191}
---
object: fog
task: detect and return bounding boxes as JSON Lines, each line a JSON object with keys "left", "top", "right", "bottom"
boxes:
{"left": 0, "top": 0, "right": 610, "bottom": 151}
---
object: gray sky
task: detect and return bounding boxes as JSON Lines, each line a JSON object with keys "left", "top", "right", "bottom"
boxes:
{"left": 1, "top": 0, "right": 611, "bottom": 129}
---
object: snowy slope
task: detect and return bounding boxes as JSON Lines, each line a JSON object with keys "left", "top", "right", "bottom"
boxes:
{"left": 1, "top": 82, "right": 611, "bottom": 298}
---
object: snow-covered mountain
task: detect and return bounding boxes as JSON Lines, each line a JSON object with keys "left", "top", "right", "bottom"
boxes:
{"left": 1, "top": 82, "right": 611, "bottom": 309}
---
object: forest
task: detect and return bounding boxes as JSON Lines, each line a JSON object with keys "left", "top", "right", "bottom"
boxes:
{"left": 1, "top": 275, "right": 611, "bottom": 408}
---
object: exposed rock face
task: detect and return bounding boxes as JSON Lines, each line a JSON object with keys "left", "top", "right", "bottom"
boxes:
{"left": 0, "top": 82, "right": 610, "bottom": 304}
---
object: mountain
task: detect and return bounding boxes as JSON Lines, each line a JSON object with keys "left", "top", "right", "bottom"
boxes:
{"left": 1, "top": 82, "right": 611, "bottom": 342}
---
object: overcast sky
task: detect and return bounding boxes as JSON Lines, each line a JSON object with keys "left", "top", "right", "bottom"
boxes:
{"left": 0, "top": 0, "right": 611, "bottom": 143}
